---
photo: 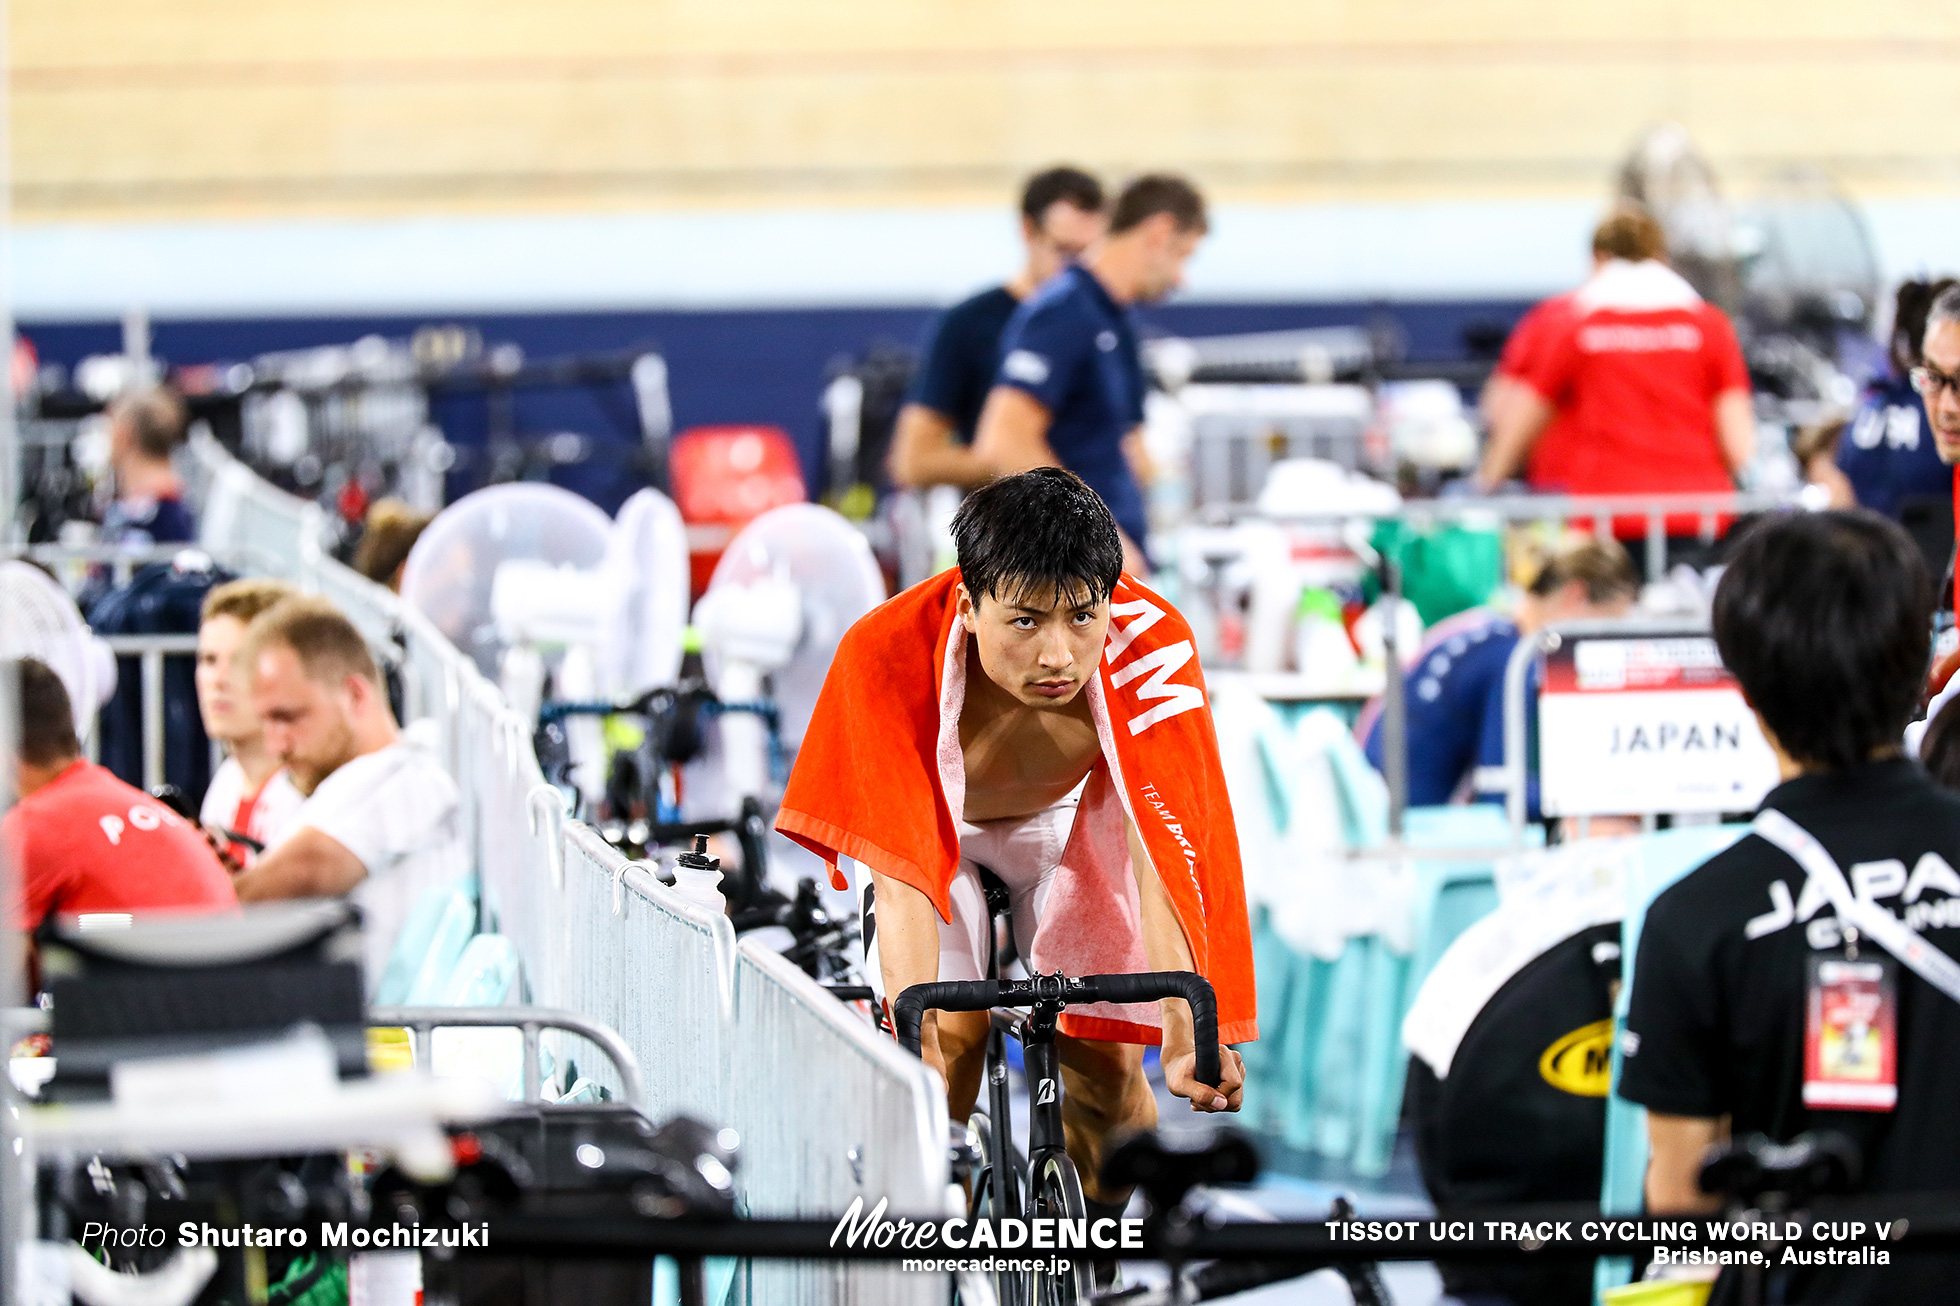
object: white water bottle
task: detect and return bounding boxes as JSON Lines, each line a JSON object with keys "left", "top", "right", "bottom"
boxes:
{"left": 672, "top": 835, "right": 727, "bottom": 917}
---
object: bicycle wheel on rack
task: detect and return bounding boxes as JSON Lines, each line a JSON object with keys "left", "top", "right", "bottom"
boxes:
{"left": 1029, "top": 1153, "right": 1093, "bottom": 1305}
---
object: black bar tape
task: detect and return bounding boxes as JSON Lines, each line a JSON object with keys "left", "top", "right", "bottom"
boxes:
{"left": 892, "top": 980, "right": 1005, "bottom": 1055}
{"left": 1079, "top": 971, "right": 1221, "bottom": 1087}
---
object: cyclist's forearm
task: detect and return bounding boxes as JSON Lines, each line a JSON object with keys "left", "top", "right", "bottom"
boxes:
{"left": 1126, "top": 817, "right": 1199, "bottom": 1050}
{"left": 869, "top": 867, "right": 943, "bottom": 998}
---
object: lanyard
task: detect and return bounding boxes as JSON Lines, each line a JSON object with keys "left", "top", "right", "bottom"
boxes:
{"left": 1753, "top": 808, "right": 1960, "bottom": 1005}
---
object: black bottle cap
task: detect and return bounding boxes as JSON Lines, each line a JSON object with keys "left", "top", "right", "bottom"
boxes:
{"left": 677, "top": 834, "right": 720, "bottom": 873}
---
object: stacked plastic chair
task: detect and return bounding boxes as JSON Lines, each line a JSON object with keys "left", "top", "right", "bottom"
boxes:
{"left": 1222, "top": 685, "right": 1529, "bottom": 1177}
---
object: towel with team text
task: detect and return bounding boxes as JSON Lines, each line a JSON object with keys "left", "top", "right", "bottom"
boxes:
{"left": 776, "top": 569, "right": 1256, "bottom": 1046}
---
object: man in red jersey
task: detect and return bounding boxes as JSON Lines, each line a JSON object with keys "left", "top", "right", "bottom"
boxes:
{"left": 5, "top": 659, "right": 235, "bottom": 983}
{"left": 1482, "top": 207, "right": 1689, "bottom": 492}
{"left": 1476, "top": 203, "right": 1755, "bottom": 544}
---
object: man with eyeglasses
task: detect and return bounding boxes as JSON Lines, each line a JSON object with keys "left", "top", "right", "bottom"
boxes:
{"left": 1912, "top": 284, "right": 1960, "bottom": 663}
{"left": 1835, "top": 279, "right": 1958, "bottom": 576}
{"left": 1911, "top": 289, "right": 1960, "bottom": 464}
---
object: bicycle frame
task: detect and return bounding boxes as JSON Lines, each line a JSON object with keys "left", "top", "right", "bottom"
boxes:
{"left": 893, "top": 889, "right": 1227, "bottom": 1304}
{"left": 978, "top": 997, "right": 1070, "bottom": 1226}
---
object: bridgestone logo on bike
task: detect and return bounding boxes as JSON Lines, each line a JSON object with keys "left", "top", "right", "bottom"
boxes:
{"left": 831, "top": 1197, "right": 1143, "bottom": 1253}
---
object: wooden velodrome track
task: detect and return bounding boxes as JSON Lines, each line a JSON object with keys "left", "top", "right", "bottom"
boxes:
{"left": 16, "top": 0, "right": 1960, "bottom": 224}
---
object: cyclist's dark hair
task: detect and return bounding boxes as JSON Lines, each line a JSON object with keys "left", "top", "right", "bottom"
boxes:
{"left": 1108, "top": 174, "right": 1208, "bottom": 237}
{"left": 952, "top": 467, "right": 1124, "bottom": 609}
{"left": 1712, "top": 510, "right": 1930, "bottom": 772}
{"left": 1020, "top": 167, "right": 1104, "bottom": 225}
{"left": 1893, "top": 277, "right": 1958, "bottom": 375}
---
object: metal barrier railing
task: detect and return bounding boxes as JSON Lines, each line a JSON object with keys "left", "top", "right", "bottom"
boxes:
{"left": 1241, "top": 488, "right": 1797, "bottom": 584}
{"left": 98, "top": 633, "right": 201, "bottom": 793}
{"left": 372, "top": 1005, "right": 648, "bottom": 1111}
{"left": 729, "top": 940, "right": 947, "bottom": 1305}
{"left": 17, "top": 542, "right": 189, "bottom": 594}
{"left": 180, "top": 437, "right": 947, "bottom": 1306}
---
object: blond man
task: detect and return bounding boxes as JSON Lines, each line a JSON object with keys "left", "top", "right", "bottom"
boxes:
{"left": 197, "top": 577, "right": 304, "bottom": 865}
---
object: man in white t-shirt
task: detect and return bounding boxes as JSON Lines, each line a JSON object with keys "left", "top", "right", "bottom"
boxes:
{"left": 232, "top": 596, "right": 463, "bottom": 987}
{"left": 195, "top": 578, "right": 305, "bottom": 867}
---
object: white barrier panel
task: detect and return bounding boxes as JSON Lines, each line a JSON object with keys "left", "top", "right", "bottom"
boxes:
{"left": 544, "top": 826, "right": 734, "bottom": 1122}
{"left": 190, "top": 437, "right": 330, "bottom": 584}
{"left": 185, "top": 438, "right": 948, "bottom": 1305}
{"left": 732, "top": 941, "right": 947, "bottom": 1305}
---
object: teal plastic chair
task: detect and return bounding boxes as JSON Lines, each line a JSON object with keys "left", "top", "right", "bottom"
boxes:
{"left": 1595, "top": 824, "right": 1749, "bottom": 1299}
{"left": 374, "top": 879, "right": 477, "bottom": 1005}
{"left": 1350, "top": 804, "right": 1529, "bottom": 1175}
{"left": 1322, "top": 721, "right": 1389, "bottom": 850}
{"left": 1244, "top": 707, "right": 1521, "bottom": 1176}
{"left": 395, "top": 887, "right": 480, "bottom": 1006}
{"left": 1404, "top": 804, "right": 1524, "bottom": 986}
{"left": 424, "top": 934, "right": 525, "bottom": 1098}
{"left": 440, "top": 934, "right": 520, "bottom": 1007}
{"left": 1244, "top": 913, "right": 1333, "bottom": 1155}
{"left": 1245, "top": 712, "right": 1364, "bottom": 1166}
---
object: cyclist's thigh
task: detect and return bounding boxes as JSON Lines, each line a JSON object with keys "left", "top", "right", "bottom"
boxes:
{"left": 938, "top": 860, "right": 990, "bottom": 983}
{"left": 995, "top": 803, "right": 1078, "bottom": 960}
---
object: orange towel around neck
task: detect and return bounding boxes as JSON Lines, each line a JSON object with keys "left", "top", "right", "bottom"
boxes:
{"left": 776, "top": 569, "right": 1257, "bottom": 1046}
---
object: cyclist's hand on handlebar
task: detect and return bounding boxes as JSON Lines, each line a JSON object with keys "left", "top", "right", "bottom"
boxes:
{"left": 1163, "top": 1042, "right": 1245, "bottom": 1113}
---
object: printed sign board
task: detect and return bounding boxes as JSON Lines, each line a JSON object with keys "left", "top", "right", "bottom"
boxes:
{"left": 1537, "top": 634, "right": 1780, "bottom": 817}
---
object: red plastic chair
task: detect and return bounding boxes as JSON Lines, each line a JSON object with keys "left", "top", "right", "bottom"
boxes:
{"left": 668, "top": 425, "right": 808, "bottom": 595}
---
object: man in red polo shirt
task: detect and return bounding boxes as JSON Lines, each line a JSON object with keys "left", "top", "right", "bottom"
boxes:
{"left": 1475, "top": 203, "right": 1755, "bottom": 541}
{"left": 6, "top": 659, "right": 235, "bottom": 950}
{"left": 1483, "top": 207, "right": 1690, "bottom": 492}
{"left": 1483, "top": 292, "right": 1579, "bottom": 489}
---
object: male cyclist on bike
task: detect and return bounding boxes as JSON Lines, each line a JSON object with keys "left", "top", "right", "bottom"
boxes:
{"left": 779, "top": 467, "right": 1255, "bottom": 1225}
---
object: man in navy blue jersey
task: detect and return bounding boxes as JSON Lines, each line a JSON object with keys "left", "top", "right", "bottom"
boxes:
{"left": 887, "top": 167, "right": 1105, "bottom": 490}
{"left": 100, "top": 388, "right": 196, "bottom": 546}
{"left": 911, "top": 175, "right": 1207, "bottom": 576}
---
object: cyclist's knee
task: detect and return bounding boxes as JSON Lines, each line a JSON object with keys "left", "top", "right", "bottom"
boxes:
{"left": 935, "top": 1008, "right": 991, "bottom": 1063}
{"left": 934, "top": 1010, "right": 989, "bottom": 1082}
{"left": 1058, "top": 1037, "right": 1149, "bottom": 1124}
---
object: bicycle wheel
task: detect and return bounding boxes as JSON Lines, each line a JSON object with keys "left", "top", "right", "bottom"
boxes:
{"left": 966, "top": 1111, "right": 999, "bottom": 1222}
{"left": 963, "top": 1113, "right": 1025, "bottom": 1306}
{"left": 1029, "top": 1153, "right": 1093, "bottom": 1305}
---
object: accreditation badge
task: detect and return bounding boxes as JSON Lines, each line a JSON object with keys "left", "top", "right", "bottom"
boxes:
{"left": 1802, "top": 953, "right": 1897, "bottom": 1111}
